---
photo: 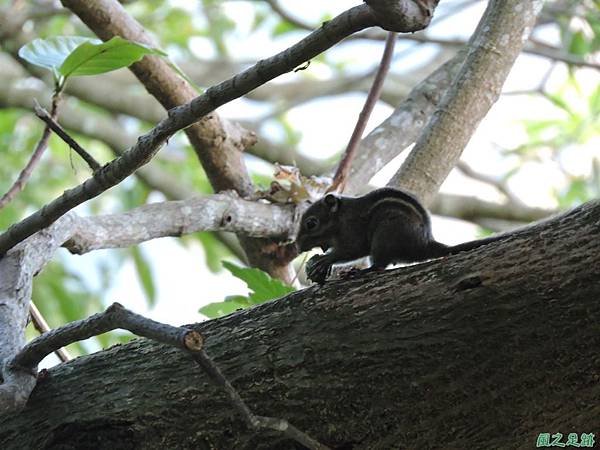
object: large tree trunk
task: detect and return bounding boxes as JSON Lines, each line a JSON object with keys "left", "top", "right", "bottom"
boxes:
{"left": 1, "top": 201, "right": 598, "bottom": 450}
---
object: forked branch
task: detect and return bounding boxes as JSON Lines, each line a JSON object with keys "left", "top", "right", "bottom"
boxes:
{"left": 33, "top": 102, "right": 102, "bottom": 172}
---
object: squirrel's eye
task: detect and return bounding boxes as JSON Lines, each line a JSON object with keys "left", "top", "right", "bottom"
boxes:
{"left": 305, "top": 217, "right": 319, "bottom": 231}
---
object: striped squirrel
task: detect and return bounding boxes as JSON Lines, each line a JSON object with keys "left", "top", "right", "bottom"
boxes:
{"left": 296, "top": 187, "right": 506, "bottom": 283}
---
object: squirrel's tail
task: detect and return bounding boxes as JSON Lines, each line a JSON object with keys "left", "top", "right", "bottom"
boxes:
{"left": 446, "top": 234, "right": 506, "bottom": 256}
{"left": 427, "top": 240, "right": 451, "bottom": 258}
{"left": 428, "top": 234, "right": 506, "bottom": 259}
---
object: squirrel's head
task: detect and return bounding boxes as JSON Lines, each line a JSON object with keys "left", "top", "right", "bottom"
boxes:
{"left": 296, "top": 194, "right": 340, "bottom": 253}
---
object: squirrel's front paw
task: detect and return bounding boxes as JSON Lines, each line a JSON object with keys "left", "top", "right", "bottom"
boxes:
{"left": 306, "top": 255, "right": 332, "bottom": 284}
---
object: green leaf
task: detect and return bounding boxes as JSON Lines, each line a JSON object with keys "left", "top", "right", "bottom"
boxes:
{"left": 589, "top": 85, "right": 600, "bottom": 116}
{"left": 278, "top": 115, "right": 302, "bottom": 146}
{"left": 554, "top": 178, "right": 598, "bottom": 207}
{"left": 252, "top": 10, "right": 269, "bottom": 32}
{"left": 165, "top": 59, "right": 203, "bottom": 93}
{"left": 222, "top": 261, "right": 294, "bottom": 304}
{"left": 224, "top": 294, "right": 251, "bottom": 304}
{"left": 272, "top": 20, "right": 297, "bottom": 37}
{"left": 319, "top": 13, "right": 334, "bottom": 23}
{"left": 59, "top": 36, "right": 166, "bottom": 78}
{"left": 131, "top": 247, "right": 157, "bottom": 306}
{"left": 122, "top": 183, "right": 150, "bottom": 210}
{"left": 251, "top": 173, "right": 275, "bottom": 190}
{"left": 544, "top": 92, "right": 573, "bottom": 114}
{"left": 162, "top": 8, "right": 196, "bottom": 46}
{"left": 18, "top": 36, "right": 97, "bottom": 75}
{"left": 199, "top": 261, "right": 295, "bottom": 319}
{"left": 568, "top": 30, "right": 588, "bottom": 56}
{"left": 199, "top": 299, "right": 247, "bottom": 319}
{"left": 194, "top": 232, "right": 232, "bottom": 273}
{"left": 32, "top": 260, "right": 105, "bottom": 357}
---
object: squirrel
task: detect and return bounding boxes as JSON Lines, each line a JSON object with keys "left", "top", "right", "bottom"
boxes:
{"left": 296, "top": 187, "right": 507, "bottom": 283}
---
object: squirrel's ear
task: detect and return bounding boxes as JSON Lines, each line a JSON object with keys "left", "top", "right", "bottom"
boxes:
{"left": 324, "top": 194, "right": 339, "bottom": 212}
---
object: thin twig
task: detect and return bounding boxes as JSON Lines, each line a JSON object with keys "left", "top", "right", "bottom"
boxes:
{"left": 9, "top": 302, "right": 203, "bottom": 371}
{"left": 353, "top": 31, "right": 600, "bottom": 71}
{"left": 501, "top": 89, "right": 537, "bottom": 96}
{"left": 28, "top": 302, "right": 71, "bottom": 363}
{"left": 256, "top": 70, "right": 376, "bottom": 124}
{"left": 455, "top": 161, "right": 524, "bottom": 206}
{"left": 193, "top": 349, "right": 331, "bottom": 450}
{"left": 264, "top": 0, "right": 598, "bottom": 71}
{"left": 329, "top": 31, "right": 397, "bottom": 193}
{"left": 503, "top": 62, "right": 556, "bottom": 97}
{"left": 33, "top": 101, "right": 102, "bottom": 172}
{"left": 413, "top": 34, "right": 600, "bottom": 71}
{"left": 0, "top": 92, "right": 61, "bottom": 210}
{"left": 264, "top": 0, "right": 313, "bottom": 31}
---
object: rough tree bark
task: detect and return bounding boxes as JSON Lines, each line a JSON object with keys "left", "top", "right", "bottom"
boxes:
{"left": 0, "top": 200, "right": 598, "bottom": 449}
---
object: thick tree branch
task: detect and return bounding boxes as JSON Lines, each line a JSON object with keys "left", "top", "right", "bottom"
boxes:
{"left": 390, "top": 0, "right": 544, "bottom": 204}
{"left": 64, "top": 194, "right": 296, "bottom": 255}
{"left": 1, "top": 199, "right": 597, "bottom": 448}
{"left": 0, "top": 194, "right": 288, "bottom": 411}
{"left": 0, "top": 214, "right": 76, "bottom": 413}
